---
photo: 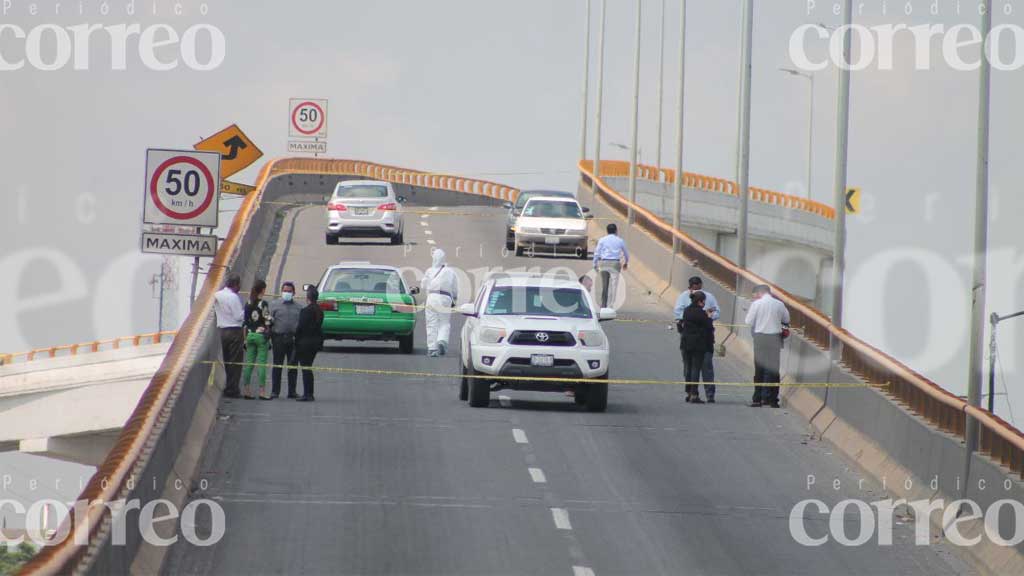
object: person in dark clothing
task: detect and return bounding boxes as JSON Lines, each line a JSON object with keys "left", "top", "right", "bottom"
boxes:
{"left": 679, "top": 291, "right": 715, "bottom": 404}
{"left": 295, "top": 285, "right": 325, "bottom": 402}
{"left": 269, "top": 281, "right": 301, "bottom": 398}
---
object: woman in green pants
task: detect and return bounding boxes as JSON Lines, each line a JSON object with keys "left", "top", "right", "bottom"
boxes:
{"left": 242, "top": 279, "right": 272, "bottom": 400}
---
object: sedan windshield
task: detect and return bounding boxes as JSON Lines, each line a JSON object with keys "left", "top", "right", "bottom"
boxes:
{"left": 484, "top": 286, "right": 593, "bottom": 318}
{"left": 324, "top": 269, "right": 406, "bottom": 294}
{"left": 515, "top": 191, "right": 572, "bottom": 209}
{"left": 521, "top": 201, "right": 582, "bottom": 219}
{"left": 334, "top": 185, "right": 389, "bottom": 199}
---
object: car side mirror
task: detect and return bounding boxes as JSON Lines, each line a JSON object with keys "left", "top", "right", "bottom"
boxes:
{"left": 585, "top": 214, "right": 595, "bottom": 220}
{"left": 397, "top": 195, "right": 407, "bottom": 203}
{"left": 598, "top": 308, "right": 617, "bottom": 322}
{"left": 503, "top": 202, "right": 513, "bottom": 209}
{"left": 582, "top": 206, "right": 591, "bottom": 213}
{"left": 458, "top": 303, "right": 477, "bottom": 317}
{"left": 409, "top": 286, "right": 420, "bottom": 295}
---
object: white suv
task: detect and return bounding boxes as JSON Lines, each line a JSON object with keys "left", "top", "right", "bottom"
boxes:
{"left": 325, "top": 180, "right": 405, "bottom": 245}
{"left": 458, "top": 273, "right": 616, "bottom": 411}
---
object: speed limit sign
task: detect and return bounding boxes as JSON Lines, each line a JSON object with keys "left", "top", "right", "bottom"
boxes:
{"left": 143, "top": 149, "right": 221, "bottom": 227}
{"left": 289, "top": 98, "right": 328, "bottom": 139}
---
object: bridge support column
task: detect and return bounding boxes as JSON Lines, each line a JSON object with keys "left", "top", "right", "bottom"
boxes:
{"left": 20, "top": 433, "right": 119, "bottom": 467}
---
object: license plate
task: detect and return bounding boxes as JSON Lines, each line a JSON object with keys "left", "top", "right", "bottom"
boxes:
{"left": 354, "top": 207, "right": 371, "bottom": 215}
{"left": 530, "top": 354, "right": 554, "bottom": 367}
{"left": 544, "top": 236, "right": 560, "bottom": 245}
{"left": 355, "top": 304, "right": 376, "bottom": 315}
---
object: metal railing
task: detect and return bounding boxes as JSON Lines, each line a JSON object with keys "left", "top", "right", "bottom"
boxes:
{"left": 580, "top": 159, "right": 1024, "bottom": 478}
{"left": 587, "top": 159, "right": 835, "bottom": 220}
{"left": 0, "top": 332, "right": 176, "bottom": 366}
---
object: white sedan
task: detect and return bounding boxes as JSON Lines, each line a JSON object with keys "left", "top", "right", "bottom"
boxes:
{"left": 513, "top": 196, "right": 591, "bottom": 259}
{"left": 325, "top": 180, "right": 406, "bottom": 245}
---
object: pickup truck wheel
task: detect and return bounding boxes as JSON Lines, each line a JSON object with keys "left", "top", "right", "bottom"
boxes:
{"left": 584, "top": 375, "right": 608, "bottom": 412}
{"left": 326, "top": 234, "right": 338, "bottom": 245}
{"left": 467, "top": 366, "right": 490, "bottom": 407}
{"left": 459, "top": 362, "right": 470, "bottom": 401}
{"left": 573, "top": 387, "right": 588, "bottom": 405}
{"left": 398, "top": 334, "right": 414, "bottom": 354}
{"left": 391, "top": 230, "right": 404, "bottom": 245}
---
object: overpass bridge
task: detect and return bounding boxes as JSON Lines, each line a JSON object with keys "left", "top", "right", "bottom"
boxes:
{"left": 14, "top": 158, "right": 1024, "bottom": 575}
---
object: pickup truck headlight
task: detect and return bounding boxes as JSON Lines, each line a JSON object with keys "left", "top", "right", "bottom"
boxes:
{"left": 479, "top": 326, "right": 507, "bottom": 344}
{"left": 577, "top": 330, "right": 606, "bottom": 347}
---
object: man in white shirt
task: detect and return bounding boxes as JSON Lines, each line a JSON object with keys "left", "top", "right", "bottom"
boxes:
{"left": 592, "top": 223, "right": 629, "bottom": 308}
{"left": 674, "top": 276, "right": 720, "bottom": 402}
{"left": 214, "top": 275, "right": 246, "bottom": 398}
{"left": 744, "top": 284, "right": 790, "bottom": 408}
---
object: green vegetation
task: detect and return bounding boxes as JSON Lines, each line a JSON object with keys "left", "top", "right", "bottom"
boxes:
{"left": 0, "top": 542, "right": 37, "bottom": 576}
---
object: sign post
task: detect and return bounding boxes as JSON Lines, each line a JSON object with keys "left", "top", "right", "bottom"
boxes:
{"left": 142, "top": 149, "right": 222, "bottom": 307}
{"left": 288, "top": 98, "right": 329, "bottom": 157}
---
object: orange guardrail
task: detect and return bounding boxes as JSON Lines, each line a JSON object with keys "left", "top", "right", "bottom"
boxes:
{"left": 19, "top": 158, "right": 523, "bottom": 576}
{"left": 579, "top": 160, "right": 1024, "bottom": 479}
{"left": 587, "top": 159, "right": 836, "bottom": 220}
{"left": 0, "top": 332, "right": 177, "bottom": 366}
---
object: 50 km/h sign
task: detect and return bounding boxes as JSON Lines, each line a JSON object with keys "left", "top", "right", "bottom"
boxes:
{"left": 143, "top": 149, "right": 221, "bottom": 227}
{"left": 289, "top": 98, "right": 328, "bottom": 138}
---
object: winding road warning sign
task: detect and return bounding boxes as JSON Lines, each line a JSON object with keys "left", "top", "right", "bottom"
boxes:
{"left": 289, "top": 98, "right": 328, "bottom": 138}
{"left": 143, "top": 149, "right": 221, "bottom": 227}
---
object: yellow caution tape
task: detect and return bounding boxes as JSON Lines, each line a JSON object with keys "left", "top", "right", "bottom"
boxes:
{"left": 206, "top": 360, "right": 869, "bottom": 389}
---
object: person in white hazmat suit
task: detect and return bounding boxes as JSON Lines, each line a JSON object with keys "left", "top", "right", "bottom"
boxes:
{"left": 422, "top": 248, "right": 459, "bottom": 357}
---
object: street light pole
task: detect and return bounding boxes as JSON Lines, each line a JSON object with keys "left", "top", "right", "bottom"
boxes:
{"left": 736, "top": 0, "right": 754, "bottom": 270}
{"left": 654, "top": 0, "right": 666, "bottom": 170}
{"left": 965, "top": 0, "right": 994, "bottom": 493}
{"left": 988, "top": 310, "right": 1024, "bottom": 413}
{"left": 672, "top": 0, "right": 688, "bottom": 254}
{"left": 626, "top": 0, "right": 642, "bottom": 224}
{"left": 579, "top": 0, "right": 592, "bottom": 161}
{"left": 592, "top": 0, "right": 608, "bottom": 178}
{"left": 829, "top": 0, "right": 853, "bottom": 360}
{"left": 780, "top": 68, "right": 815, "bottom": 199}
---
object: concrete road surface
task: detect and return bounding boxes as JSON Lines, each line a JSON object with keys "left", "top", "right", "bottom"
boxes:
{"left": 165, "top": 202, "right": 971, "bottom": 575}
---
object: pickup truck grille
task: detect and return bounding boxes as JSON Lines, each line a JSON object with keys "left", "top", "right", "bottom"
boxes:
{"left": 508, "top": 330, "right": 576, "bottom": 346}
{"left": 541, "top": 228, "right": 567, "bottom": 235}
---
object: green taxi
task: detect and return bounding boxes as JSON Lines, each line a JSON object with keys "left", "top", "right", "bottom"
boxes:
{"left": 315, "top": 262, "right": 419, "bottom": 353}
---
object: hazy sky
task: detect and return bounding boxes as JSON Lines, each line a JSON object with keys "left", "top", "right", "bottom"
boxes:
{"left": 1, "top": 0, "right": 1022, "bottom": 418}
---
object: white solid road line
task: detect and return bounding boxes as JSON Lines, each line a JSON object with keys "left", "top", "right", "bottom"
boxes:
{"left": 512, "top": 428, "right": 528, "bottom": 444}
{"left": 551, "top": 507, "right": 572, "bottom": 530}
{"left": 573, "top": 567, "right": 596, "bottom": 576}
{"left": 528, "top": 467, "right": 547, "bottom": 484}
{"left": 498, "top": 395, "right": 511, "bottom": 407}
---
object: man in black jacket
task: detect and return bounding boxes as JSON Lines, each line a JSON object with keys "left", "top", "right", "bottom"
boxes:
{"left": 295, "top": 285, "right": 325, "bottom": 402}
{"left": 678, "top": 291, "right": 715, "bottom": 404}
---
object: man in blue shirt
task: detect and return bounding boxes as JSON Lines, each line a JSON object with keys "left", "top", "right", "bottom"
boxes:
{"left": 674, "top": 276, "right": 720, "bottom": 403}
{"left": 592, "top": 223, "right": 629, "bottom": 308}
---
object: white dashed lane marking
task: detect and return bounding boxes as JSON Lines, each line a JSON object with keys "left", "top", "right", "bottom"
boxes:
{"left": 424, "top": 230, "right": 433, "bottom": 235}
{"left": 429, "top": 206, "right": 439, "bottom": 211}
{"left": 528, "top": 467, "right": 547, "bottom": 484}
{"left": 573, "top": 567, "right": 596, "bottom": 576}
{"left": 551, "top": 508, "right": 572, "bottom": 530}
{"left": 427, "top": 239, "right": 436, "bottom": 245}
{"left": 512, "top": 428, "right": 528, "bottom": 444}
{"left": 420, "top": 221, "right": 429, "bottom": 226}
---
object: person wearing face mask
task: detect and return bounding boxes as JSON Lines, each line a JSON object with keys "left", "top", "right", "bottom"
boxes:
{"left": 421, "top": 248, "right": 459, "bottom": 357}
{"left": 269, "top": 281, "right": 301, "bottom": 399}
